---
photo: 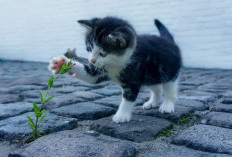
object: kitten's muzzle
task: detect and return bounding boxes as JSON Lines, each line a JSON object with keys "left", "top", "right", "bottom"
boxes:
{"left": 90, "top": 60, "right": 96, "bottom": 64}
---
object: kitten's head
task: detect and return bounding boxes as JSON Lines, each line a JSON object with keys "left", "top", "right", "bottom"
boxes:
{"left": 78, "top": 17, "right": 137, "bottom": 67}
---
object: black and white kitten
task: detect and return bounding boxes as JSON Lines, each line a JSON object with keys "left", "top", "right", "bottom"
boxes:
{"left": 49, "top": 17, "right": 182, "bottom": 123}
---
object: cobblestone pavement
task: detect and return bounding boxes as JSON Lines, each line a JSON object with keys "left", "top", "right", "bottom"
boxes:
{"left": 0, "top": 60, "right": 232, "bottom": 157}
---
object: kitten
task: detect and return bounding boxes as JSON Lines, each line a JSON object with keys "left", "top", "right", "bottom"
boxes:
{"left": 49, "top": 17, "right": 182, "bottom": 123}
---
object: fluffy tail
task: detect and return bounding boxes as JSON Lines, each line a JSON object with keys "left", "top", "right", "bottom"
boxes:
{"left": 154, "top": 19, "right": 174, "bottom": 43}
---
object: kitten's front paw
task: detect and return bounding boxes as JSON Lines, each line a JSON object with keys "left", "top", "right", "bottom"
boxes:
{"left": 48, "top": 55, "right": 69, "bottom": 74}
{"left": 112, "top": 111, "right": 131, "bottom": 123}
{"left": 159, "top": 102, "right": 174, "bottom": 113}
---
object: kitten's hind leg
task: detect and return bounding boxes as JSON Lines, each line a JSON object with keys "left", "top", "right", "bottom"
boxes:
{"left": 159, "top": 79, "right": 178, "bottom": 113}
{"left": 143, "top": 85, "right": 162, "bottom": 110}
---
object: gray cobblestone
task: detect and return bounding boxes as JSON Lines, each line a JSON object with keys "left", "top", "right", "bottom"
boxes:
{"left": 211, "top": 104, "right": 232, "bottom": 113}
{"left": 52, "top": 85, "right": 90, "bottom": 94}
{"left": 142, "top": 145, "right": 231, "bottom": 157}
{"left": 0, "top": 102, "right": 33, "bottom": 120}
{"left": 1, "top": 61, "right": 232, "bottom": 156}
{"left": 90, "top": 87, "right": 121, "bottom": 96}
{"left": 51, "top": 102, "right": 116, "bottom": 120}
{"left": 10, "top": 130, "right": 136, "bottom": 157}
{"left": 45, "top": 94, "right": 85, "bottom": 109}
{"left": 176, "top": 98, "right": 206, "bottom": 111}
{"left": 93, "top": 115, "right": 172, "bottom": 142}
{"left": 71, "top": 91, "right": 104, "bottom": 100}
{"left": 0, "top": 112, "right": 78, "bottom": 140}
{"left": 93, "top": 95, "right": 146, "bottom": 108}
{"left": 202, "top": 112, "right": 232, "bottom": 129}
{"left": 173, "top": 124, "right": 232, "bottom": 155}
{"left": 8, "top": 85, "right": 44, "bottom": 94}
{"left": 0, "top": 94, "right": 22, "bottom": 104}
{"left": 133, "top": 105, "right": 193, "bottom": 123}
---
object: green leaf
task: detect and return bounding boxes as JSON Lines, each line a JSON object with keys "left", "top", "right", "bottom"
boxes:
{"left": 39, "top": 91, "right": 43, "bottom": 104}
{"left": 66, "top": 60, "right": 72, "bottom": 67}
{"left": 28, "top": 122, "right": 33, "bottom": 127}
{"left": 33, "top": 103, "right": 39, "bottom": 114}
{"left": 39, "top": 109, "right": 46, "bottom": 117}
{"left": 28, "top": 122, "right": 34, "bottom": 130}
{"left": 48, "top": 76, "right": 53, "bottom": 88}
{"left": 95, "top": 66, "right": 98, "bottom": 71}
{"left": 66, "top": 67, "right": 72, "bottom": 71}
{"left": 36, "top": 111, "right": 42, "bottom": 117}
{"left": 102, "top": 65, "right": 106, "bottom": 73}
{"left": 60, "top": 66, "right": 66, "bottom": 74}
{"left": 38, "top": 113, "right": 47, "bottom": 126}
{"left": 61, "top": 64, "right": 66, "bottom": 70}
{"left": 64, "top": 67, "right": 72, "bottom": 74}
{"left": 33, "top": 102, "right": 43, "bottom": 117}
{"left": 67, "top": 66, "right": 72, "bottom": 70}
{"left": 33, "top": 129, "right": 37, "bottom": 134}
{"left": 45, "top": 96, "right": 55, "bottom": 103}
{"left": 27, "top": 116, "right": 35, "bottom": 126}
{"left": 60, "top": 63, "right": 72, "bottom": 74}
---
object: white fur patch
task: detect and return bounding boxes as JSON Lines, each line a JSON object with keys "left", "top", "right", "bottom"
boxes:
{"left": 88, "top": 44, "right": 100, "bottom": 64}
{"left": 143, "top": 85, "right": 162, "bottom": 110}
{"left": 159, "top": 101, "right": 175, "bottom": 113}
{"left": 71, "top": 60, "right": 99, "bottom": 84}
{"left": 159, "top": 80, "right": 178, "bottom": 113}
{"left": 105, "top": 48, "right": 134, "bottom": 83}
{"left": 112, "top": 98, "right": 134, "bottom": 123}
{"left": 88, "top": 43, "right": 134, "bottom": 84}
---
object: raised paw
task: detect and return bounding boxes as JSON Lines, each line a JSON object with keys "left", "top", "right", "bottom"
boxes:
{"left": 112, "top": 110, "right": 131, "bottom": 123}
{"left": 48, "top": 55, "right": 69, "bottom": 74}
{"left": 159, "top": 102, "right": 174, "bottom": 113}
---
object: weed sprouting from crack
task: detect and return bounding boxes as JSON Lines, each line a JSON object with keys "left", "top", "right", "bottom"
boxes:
{"left": 23, "top": 61, "right": 73, "bottom": 143}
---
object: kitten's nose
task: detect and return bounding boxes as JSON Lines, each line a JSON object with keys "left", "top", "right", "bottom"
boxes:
{"left": 90, "top": 60, "right": 96, "bottom": 64}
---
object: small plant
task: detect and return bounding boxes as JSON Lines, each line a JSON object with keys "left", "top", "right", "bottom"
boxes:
{"left": 95, "top": 65, "right": 106, "bottom": 73}
{"left": 179, "top": 117, "right": 191, "bottom": 125}
{"left": 25, "top": 61, "right": 72, "bottom": 143}
{"left": 159, "top": 129, "right": 174, "bottom": 137}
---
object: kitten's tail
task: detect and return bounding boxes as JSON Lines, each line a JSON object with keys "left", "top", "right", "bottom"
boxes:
{"left": 154, "top": 19, "right": 175, "bottom": 43}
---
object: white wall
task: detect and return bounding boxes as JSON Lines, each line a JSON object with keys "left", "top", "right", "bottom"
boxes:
{"left": 0, "top": 0, "right": 232, "bottom": 69}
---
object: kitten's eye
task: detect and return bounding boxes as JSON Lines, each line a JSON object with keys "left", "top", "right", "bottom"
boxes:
{"left": 86, "top": 47, "right": 91, "bottom": 52}
{"left": 99, "top": 52, "right": 107, "bottom": 57}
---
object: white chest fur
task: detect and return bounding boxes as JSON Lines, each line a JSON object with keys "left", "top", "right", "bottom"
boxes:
{"left": 106, "top": 66, "right": 122, "bottom": 84}
{"left": 104, "top": 48, "right": 134, "bottom": 84}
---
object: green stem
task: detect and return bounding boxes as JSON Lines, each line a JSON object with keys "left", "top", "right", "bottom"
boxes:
{"left": 32, "top": 62, "right": 72, "bottom": 139}
{"left": 35, "top": 73, "right": 61, "bottom": 137}
{"left": 34, "top": 116, "right": 38, "bottom": 137}
{"left": 39, "top": 73, "right": 60, "bottom": 111}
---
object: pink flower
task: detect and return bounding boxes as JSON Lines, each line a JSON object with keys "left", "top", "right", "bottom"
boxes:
{"left": 71, "top": 74, "right": 76, "bottom": 78}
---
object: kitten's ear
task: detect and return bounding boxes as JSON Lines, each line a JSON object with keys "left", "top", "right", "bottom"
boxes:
{"left": 77, "top": 20, "right": 92, "bottom": 30}
{"left": 72, "top": 48, "right": 76, "bottom": 53}
{"left": 106, "top": 33, "right": 127, "bottom": 49}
